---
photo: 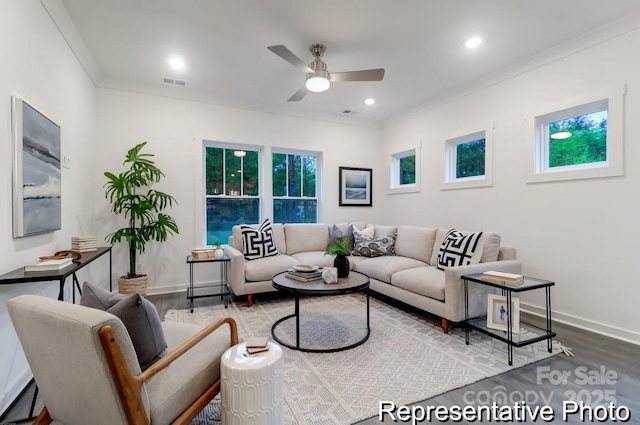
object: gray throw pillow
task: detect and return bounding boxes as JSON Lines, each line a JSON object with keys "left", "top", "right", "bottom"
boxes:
{"left": 81, "top": 282, "right": 167, "bottom": 370}
{"left": 81, "top": 280, "right": 124, "bottom": 309}
{"left": 331, "top": 224, "right": 354, "bottom": 250}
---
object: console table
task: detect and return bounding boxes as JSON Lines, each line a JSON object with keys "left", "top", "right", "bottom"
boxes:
{"left": 462, "top": 273, "right": 555, "bottom": 365}
{"left": 0, "top": 247, "right": 112, "bottom": 303}
{"left": 0, "top": 246, "right": 112, "bottom": 423}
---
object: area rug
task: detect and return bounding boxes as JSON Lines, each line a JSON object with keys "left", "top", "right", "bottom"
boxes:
{"left": 166, "top": 293, "right": 558, "bottom": 425}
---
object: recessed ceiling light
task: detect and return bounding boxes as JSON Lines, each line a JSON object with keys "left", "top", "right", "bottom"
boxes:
{"left": 465, "top": 37, "right": 482, "bottom": 49}
{"left": 168, "top": 57, "right": 185, "bottom": 70}
{"left": 364, "top": 98, "right": 375, "bottom": 105}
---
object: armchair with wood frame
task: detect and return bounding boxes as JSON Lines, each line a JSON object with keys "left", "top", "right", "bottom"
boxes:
{"left": 7, "top": 294, "right": 238, "bottom": 425}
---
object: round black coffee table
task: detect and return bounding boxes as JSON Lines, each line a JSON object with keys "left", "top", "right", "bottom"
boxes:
{"left": 271, "top": 270, "right": 370, "bottom": 353}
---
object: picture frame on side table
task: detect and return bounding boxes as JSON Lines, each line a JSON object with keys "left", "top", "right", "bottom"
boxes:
{"left": 339, "top": 166, "right": 372, "bottom": 206}
{"left": 11, "top": 96, "right": 62, "bottom": 238}
{"left": 487, "top": 294, "right": 520, "bottom": 333}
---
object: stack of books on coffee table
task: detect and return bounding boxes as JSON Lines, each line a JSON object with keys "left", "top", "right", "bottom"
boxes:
{"left": 285, "top": 269, "right": 323, "bottom": 282}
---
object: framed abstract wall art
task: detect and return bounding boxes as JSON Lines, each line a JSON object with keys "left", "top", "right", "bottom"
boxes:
{"left": 339, "top": 166, "right": 372, "bottom": 206}
{"left": 12, "top": 96, "right": 62, "bottom": 237}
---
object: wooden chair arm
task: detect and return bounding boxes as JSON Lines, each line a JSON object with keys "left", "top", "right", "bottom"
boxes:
{"left": 140, "top": 317, "right": 238, "bottom": 381}
{"left": 99, "top": 317, "right": 238, "bottom": 425}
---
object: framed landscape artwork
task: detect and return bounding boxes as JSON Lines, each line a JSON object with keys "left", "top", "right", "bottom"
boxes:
{"left": 12, "top": 96, "right": 62, "bottom": 238}
{"left": 339, "top": 166, "right": 372, "bottom": 206}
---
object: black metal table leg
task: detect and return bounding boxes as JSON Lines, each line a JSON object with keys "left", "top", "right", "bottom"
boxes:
{"left": 295, "top": 295, "right": 300, "bottom": 349}
{"left": 464, "top": 278, "right": 469, "bottom": 344}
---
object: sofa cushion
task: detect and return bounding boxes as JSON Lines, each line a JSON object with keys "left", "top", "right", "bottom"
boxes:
{"left": 478, "top": 231, "right": 501, "bottom": 263}
{"left": 436, "top": 228, "right": 483, "bottom": 270}
{"left": 331, "top": 224, "right": 354, "bottom": 250}
{"left": 240, "top": 219, "right": 279, "bottom": 260}
{"left": 391, "top": 267, "right": 445, "bottom": 301}
{"left": 374, "top": 225, "right": 397, "bottom": 238}
{"left": 352, "top": 233, "right": 397, "bottom": 257}
{"left": 285, "top": 224, "right": 330, "bottom": 255}
{"left": 355, "top": 256, "right": 427, "bottom": 283}
{"left": 244, "top": 254, "right": 299, "bottom": 282}
{"left": 394, "top": 226, "right": 438, "bottom": 264}
{"left": 80, "top": 282, "right": 167, "bottom": 370}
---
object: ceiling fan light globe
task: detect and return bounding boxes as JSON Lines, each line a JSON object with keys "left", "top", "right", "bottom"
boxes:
{"left": 306, "top": 75, "right": 330, "bottom": 93}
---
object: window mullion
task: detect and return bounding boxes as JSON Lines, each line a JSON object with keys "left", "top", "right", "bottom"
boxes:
{"left": 240, "top": 155, "right": 244, "bottom": 197}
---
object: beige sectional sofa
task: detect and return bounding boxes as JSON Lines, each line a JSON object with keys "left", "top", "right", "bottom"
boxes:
{"left": 224, "top": 222, "right": 521, "bottom": 332}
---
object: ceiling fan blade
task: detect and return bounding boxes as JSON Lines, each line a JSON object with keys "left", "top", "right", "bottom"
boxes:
{"left": 330, "top": 68, "right": 385, "bottom": 82}
{"left": 268, "top": 45, "right": 314, "bottom": 74}
{"left": 288, "top": 86, "right": 308, "bottom": 102}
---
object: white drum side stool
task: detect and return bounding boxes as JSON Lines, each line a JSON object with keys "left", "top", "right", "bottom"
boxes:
{"left": 221, "top": 341, "right": 284, "bottom": 425}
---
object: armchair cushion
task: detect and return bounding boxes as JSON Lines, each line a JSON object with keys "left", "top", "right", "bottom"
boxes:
{"left": 147, "top": 321, "right": 230, "bottom": 424}
{"left": 81, "top": 282, "right": 167, "bottom": 370}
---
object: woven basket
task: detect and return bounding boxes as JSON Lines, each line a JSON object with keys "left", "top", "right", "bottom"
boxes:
{"left": 118, "top": 275, "right": 148, "bottom": 296}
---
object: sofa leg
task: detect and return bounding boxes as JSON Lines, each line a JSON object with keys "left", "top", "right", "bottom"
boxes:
{"left": 441, "top": 318, "right": 450, "bottom": 334}
{"left": 247, "top": 294, "right": 253, "bottom": 307}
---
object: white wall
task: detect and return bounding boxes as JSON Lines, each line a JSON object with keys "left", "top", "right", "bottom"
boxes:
{"left": 94, "top": 88, "right": 383, "bottom": 294}
{"left": 0, "top": 1, "right": 97, "bottom": 413}
{"left": 379, "top": 26, "right": 640, "bottom": 344}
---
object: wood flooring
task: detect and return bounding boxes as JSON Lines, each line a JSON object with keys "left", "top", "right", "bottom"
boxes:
{"left": 3, "top": 291, "right": 639, "bottom": 424}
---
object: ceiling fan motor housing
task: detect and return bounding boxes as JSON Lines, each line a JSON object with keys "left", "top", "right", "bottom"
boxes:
{"left": 308, "top": 59, "right": 329, "bottom": 79}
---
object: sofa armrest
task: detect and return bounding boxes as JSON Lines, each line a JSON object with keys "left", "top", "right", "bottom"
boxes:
{"left": 223, "top": 244, "right": 247, "bottom": 296}
{"left": 444, "top": 260, "right": 522, "bottom": 323}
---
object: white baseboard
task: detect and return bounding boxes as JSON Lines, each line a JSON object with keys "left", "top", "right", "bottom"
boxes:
{"left": 145, "top": 280, "right": 223, "bottom": 296}
{"left": 521, "top": 302, "right": 640, "bottom": 346}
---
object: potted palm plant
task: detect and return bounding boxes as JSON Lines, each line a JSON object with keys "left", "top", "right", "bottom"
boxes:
{"left": 104, "top": 142, "right": 179, "bottom": 295}
{"left": 325, "top": 237, "right": 351, "bottom": 278}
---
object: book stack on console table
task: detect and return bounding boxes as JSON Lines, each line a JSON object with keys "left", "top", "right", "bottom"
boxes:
{"left": 25, "top": 258, "right": 74, "bottom": 272}
{"left": 245, "top": 336, "right": 269, "bottom": 355}
{"left": 71, "top": 236, "right": 97, "bottom": 252}
{"left": 482, "top": 270, "right": 524, "bottom": 285}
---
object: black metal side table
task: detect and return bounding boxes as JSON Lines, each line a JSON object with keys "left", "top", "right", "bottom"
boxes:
{"left": 462, "top": 273, "right": 556, "bottom": 365}
{"left": 186, "top": 254, "right": 230, "bottom": 312}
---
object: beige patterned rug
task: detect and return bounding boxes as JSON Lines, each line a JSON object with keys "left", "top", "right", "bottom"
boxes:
{"left": 166, "top": 293, "right": 558, "bottom": 425}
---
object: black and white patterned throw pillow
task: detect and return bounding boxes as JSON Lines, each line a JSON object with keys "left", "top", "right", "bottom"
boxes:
{"left": 240, "top": 219, "right": 279, "bottom": 260}
{"left": 436, "top": 228, "right": 483, "bottom": 270}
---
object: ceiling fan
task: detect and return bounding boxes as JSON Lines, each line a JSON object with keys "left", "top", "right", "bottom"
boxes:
{"left": 267, "top": 44, "right": 385, "bottom": 102}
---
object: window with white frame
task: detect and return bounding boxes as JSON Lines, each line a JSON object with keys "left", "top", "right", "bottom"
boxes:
{"left": 442, "top": 125, "right": 493, "bottom": 190}
{"left": 272, "top": 150, "right": 319, "bottom": 223}
{"left": 204, "top": 145, "right": 260, "bottom": 245}
{"left": 389, "top": 148, "right": 420, "bottom": 194}
{"left": 529, "top": 85, "right": 625, "bottom": 183}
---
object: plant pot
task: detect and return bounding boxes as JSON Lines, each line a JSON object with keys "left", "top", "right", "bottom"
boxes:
{"left": 118, "top": 274, "right": 148, "bottom": 296}
{"left": 214, "top": 248, "right": 224, "bottom": 259}
{"left": 333, "top": 254, "right": 350, "bottom": 278}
